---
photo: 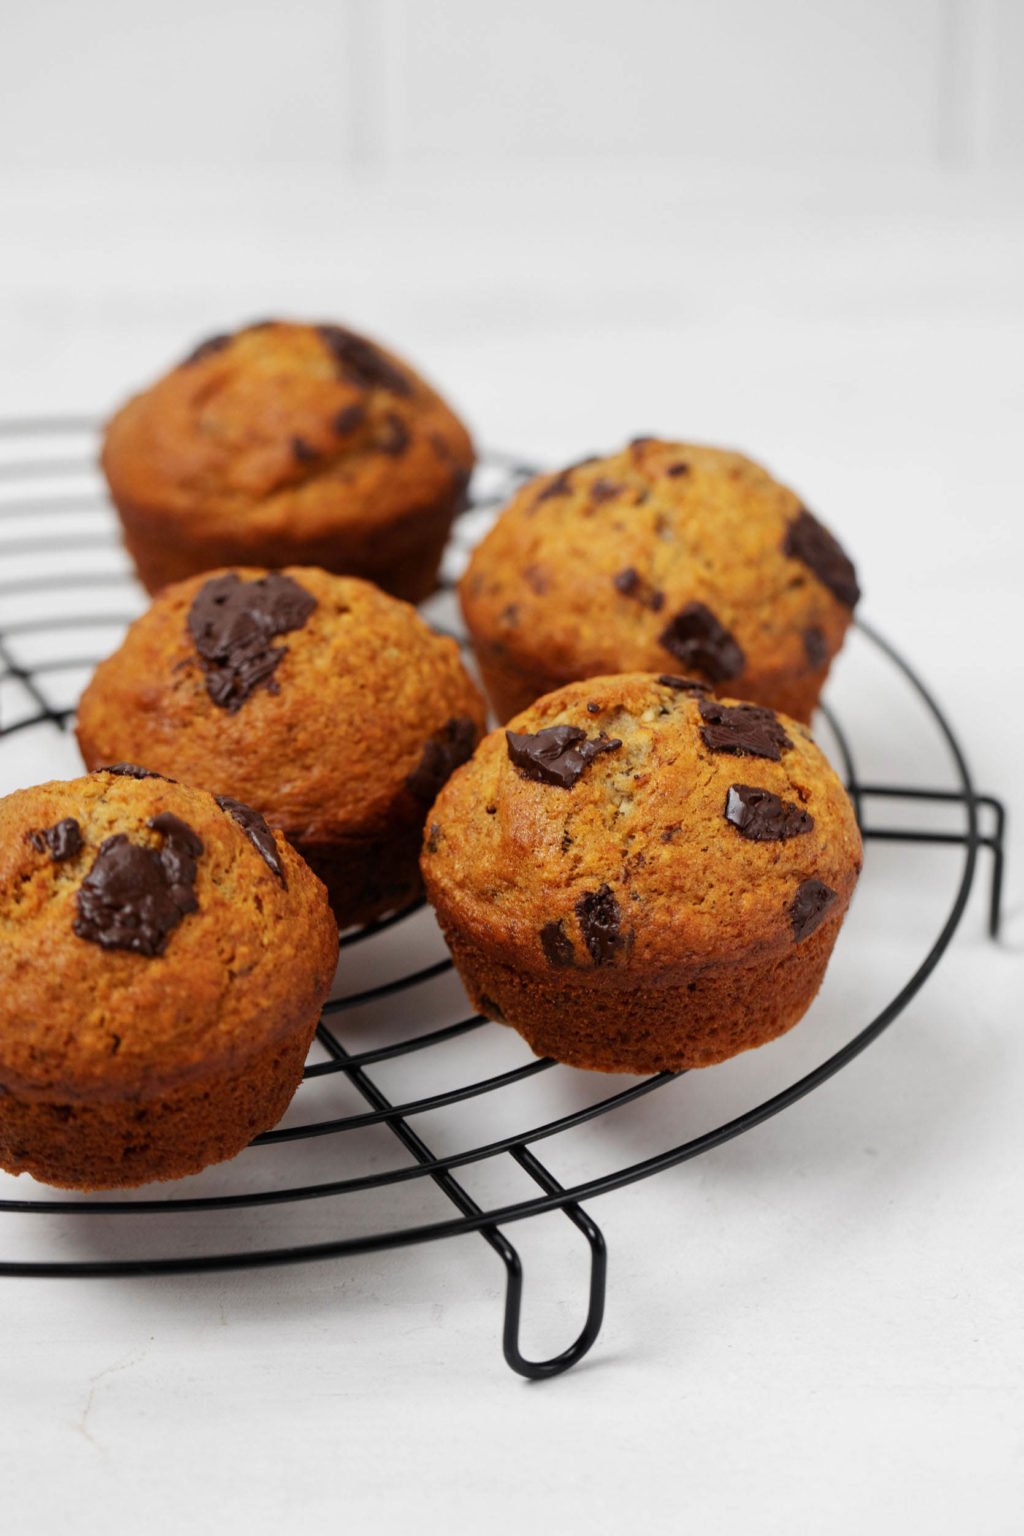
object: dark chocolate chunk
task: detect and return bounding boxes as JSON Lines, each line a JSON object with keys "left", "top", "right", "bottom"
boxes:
{"left": 316, "top": 325, "right": 412, "bottom": 397}
{"left": 613, "top": 567, "right": 665, "bottom": 612}
{"left": 657, "top": 674, "right": 711, "bottom": 694}
{"left": 659, "top": 602, "right": 744, "bottom": 683}
{"left": 215, "top": 795, "right": 286, "bottom": 886}
{"left": 540, "top": 919, "right": 575, "bottom": 969}
{"left": 666, "top": 462, "right": 690, "bottom": 477}
{"left": 73, "top": 814, "right": 204, "bottom": 957}
{"left": 789, "top": 878, "right": 837, "bottom": 941}
{"left": 698, "top": 699, "right": 793, "bottom": 760}
{"left": 28, "top": 817, "right": 82, "bottom": 862}
{"left": 182, "top": 333, "right": 232, "bottom": 366}
{"left": 103, "top": 763, "right": 175, "bottom": 782}
{"left": 406, "top": 717, "right": 478, "bottom": 803}
{"left": 187, "top": 571, "right": 317, "bottom": 713}
{"left": 783, "top": 509, "right": 860, "bottom": 609}
{"left": 586, "top": 701, "right": 601, "bottom": 714}
{"left": 591, "top": 478, "right": 622, "bottom": 505}
{"left": 724, "top": 784, "right": 814, "bottom": 841}
{"left": 575, "top": 884, "right": 622, "bottom": 965}
{"left": 333, "top": 402, "right": 367, "bottom": 435}
{"left": 803, "top": 625, "right": 828, "bottom": 669}
{"left": 377, "top": 413, "right": 410, "bottom": 455}
{"left": 291, "top": 435, "right": 318, "bottom": 463}
{"left": 506, "top": 725, "right": 622, "bottom": 789}
{"left": 535, "top": 469, "right": 573, "bottom": 504}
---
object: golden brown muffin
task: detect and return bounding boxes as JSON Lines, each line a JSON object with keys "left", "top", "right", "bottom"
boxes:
{"left": 102, "top": 319, "right": 475, "bottom": 602}
{"left": 422, "top": 673, "right": 861, "bottom": 1074}
{"left": 0, "top": 769, "right": 338, "bottom": 1189}
{"left": 75, "top": 566, "right": 487, "bottom": 929}
{"left": 460, "top": 439, "right": 860, "bottom": 724}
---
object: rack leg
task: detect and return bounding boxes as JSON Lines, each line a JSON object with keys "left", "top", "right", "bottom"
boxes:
{"left": 497, "top": 1147, "right": 607, "bottom": 1381}
{"left": 314, "top": 1024, "right": 608, "bottom": 1379}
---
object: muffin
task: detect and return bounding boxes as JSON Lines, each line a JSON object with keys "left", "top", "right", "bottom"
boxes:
{"left": 75, "top": 566, "right": 487, "bottom": 929}
{"left": 422, "top": 673, "right": 861, "bottom": 1074}
{"left": 102, "top": 319, "right": 475, "bottom": 602}
{"left": 460, "top": 438, "right": 860, "bottom": 724}
{"left": 0, "top": 769, "right": 338, "bottom": 1189}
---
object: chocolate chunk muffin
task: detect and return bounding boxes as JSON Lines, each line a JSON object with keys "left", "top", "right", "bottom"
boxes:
{"left": 0, "top": 770, "right": 338, "bottom": 1189}
{"left": 102, "top": 319, "right": 475, "bottom": 602}
{"left": 422, "top": 673, "right": 861, "bottom": 1074}
{"left": 460, "top": 439, "right": 860, "bottom": 723}
{"left": 75, "top": 566, "right": 487, "bottom": 929}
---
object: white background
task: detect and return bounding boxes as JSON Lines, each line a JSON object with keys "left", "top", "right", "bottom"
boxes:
{"left": 1, "top": 2, "right": 1022, "bottom": 1533}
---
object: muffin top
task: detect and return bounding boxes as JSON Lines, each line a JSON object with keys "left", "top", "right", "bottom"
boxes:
{"left": 422, "top": 673, "right": 862, "bottom": 977}
{"left": 0, "top": 771, "right": 338, "bottom": 1101}
{"left": 101, "top": 319, "right": 474, "bottom": 533}
{"left": 460, "top": 438, "right": 860, "bottom": 697}
{"left": 76, "top": 567, "right": 488, "bottom": 841}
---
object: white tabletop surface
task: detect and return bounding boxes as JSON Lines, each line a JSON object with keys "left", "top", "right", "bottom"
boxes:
{"left": 0, "top": 164, "right": 1021, "bottom": 1535}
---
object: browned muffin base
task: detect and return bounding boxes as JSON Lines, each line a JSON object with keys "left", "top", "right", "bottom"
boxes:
{"left": 118, "top": 490, "right": 460, "bottom": 604}
{"left": 0, "top": 1023, "right": 314, "bottom": 1190}
{"left": 293, "top": 826, "right": 426, "bottom": 931}
{"left": 473, "top": 640, "right": 831, "bottom": 727}
{"left": 435, "top": 905, "right": 845, "bottom": 1074}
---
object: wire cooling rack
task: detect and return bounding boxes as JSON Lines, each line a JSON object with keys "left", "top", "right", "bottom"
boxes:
{"left": 0, "top": 418, "right": 1007, "bottom": 1378}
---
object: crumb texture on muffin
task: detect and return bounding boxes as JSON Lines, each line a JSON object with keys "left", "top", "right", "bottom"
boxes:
{"left": 460, "top": 439, "right": 859, "bottom": 723}
{"left": 422, "top": 673, "right": 862, "bottom": 1073}
{"left": 0, "top": 771, "right": 338, "bottom": 1187}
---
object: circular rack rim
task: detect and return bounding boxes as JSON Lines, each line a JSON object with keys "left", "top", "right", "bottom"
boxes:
{"left": 0, "top": 441, "right": 999, "bottom": 1281}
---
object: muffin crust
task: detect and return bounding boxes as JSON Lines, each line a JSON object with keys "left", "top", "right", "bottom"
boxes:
{"left": 422, "top": 673, "right": 862, "bottom": 1073}
{"left": 460, "top": 439, "right": 859, "bottom": 723}
{"left": 102, "top": 319, "right": 475, "bottom": 601}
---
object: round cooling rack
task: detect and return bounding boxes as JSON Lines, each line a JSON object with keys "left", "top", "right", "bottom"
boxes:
{"left": 0, "top": 419, "right": 1007, "bottom": 1379}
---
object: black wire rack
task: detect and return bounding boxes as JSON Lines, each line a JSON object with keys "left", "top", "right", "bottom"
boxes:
{"left": 0, "top": 418, "right": 1007, "bottom": 1379}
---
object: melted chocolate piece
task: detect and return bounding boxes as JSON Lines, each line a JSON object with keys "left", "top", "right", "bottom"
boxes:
{"left": 182, "top": 333, "right": 232, "bottom": 366}
{"left": 666, "top": 461, "right": 690, "bottom": 477}
{"left": 406, "top": 717, "right": 478, "bottom": 803}
{"left": 377, "top": 413, "right": 410, "bottom": 455}
{"left": 803, "top": 625, "right": 828, "bottom": 669}
{"left": 613, "top": 567, "right": 665, "bottom": 612}
{"left": 535, "top": 469, "right": 573, "bottom": 504}
{"left": 784, "top": 509, "right": 860, "bottom": 608}
{"left": 789, "top": 878, "right": 837, "bottom": 941}
{"left": 657, "top": 674, "right": 711, "bottom": 694}
{"left": 28, "top": 817, "right": 82, "bottom": 862}
{"left": 724, "top": 784, "right": 813, "bottom": 841}
{"left": 591, "top": 478, "right": 622, "bottom": 505}
{"left": 540, "top": 919, "right": 575, "bottom": 969}
{"left": 333, "top": 402, "right": 366, "bottom": 435}
{"left": 215, "top": 795, "right": 286, "bottom": 886}
{"left": 575, "top": 884, "right": 622, "bottom": 965}
{"left": 698, "top": 699, "right": 793, "bottom": 760}
{"left": 659, "top": 602, "right": 744, "bottom": 683}
{"left": 506, "top": 725, "right": 622, "bottom": 788}
{"left": 316, "top": 325, "right": 412, "bottom": 397}
{"left": 103, "top": 763, "right": 174, "bottom": 782}
{"left": 291, "top": 435, "right": 318, "bottom": 463}
{"left": 73, "top": 814, "right": 203, "bottom": 957}
{"left": 187, "top": 571, "right": 317, "bottom": 713}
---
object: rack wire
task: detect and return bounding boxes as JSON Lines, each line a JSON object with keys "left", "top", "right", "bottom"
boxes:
{"left": 0, "top": 419, "right": 1006, "bottom": 1378}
